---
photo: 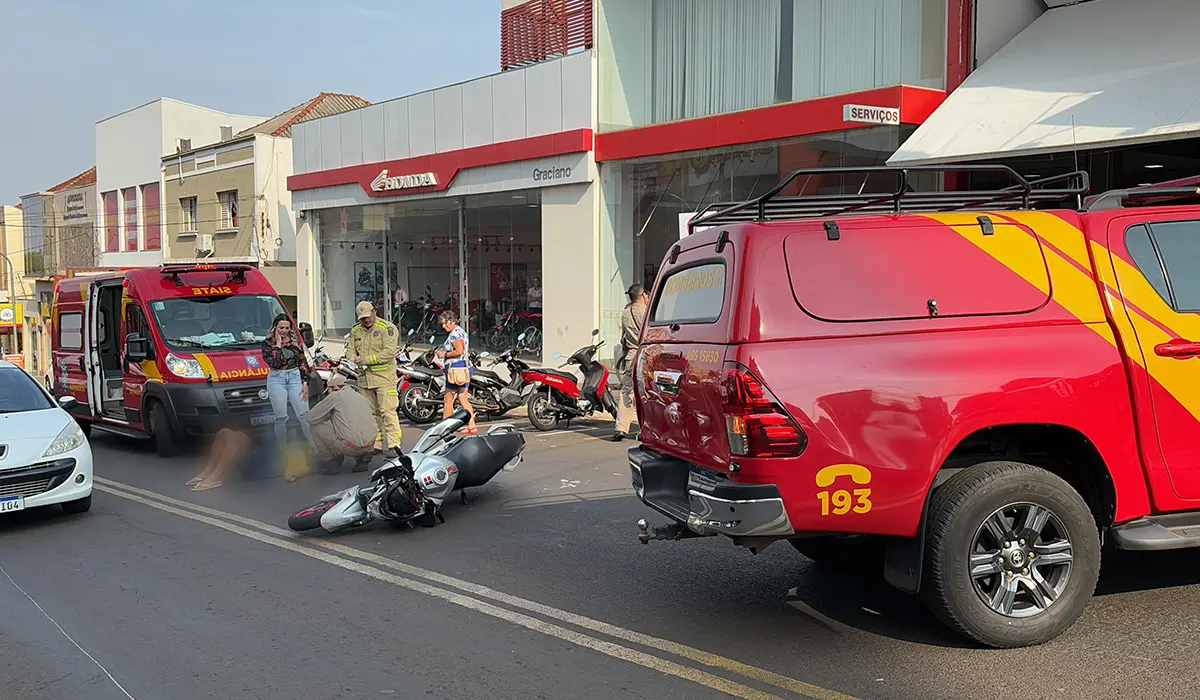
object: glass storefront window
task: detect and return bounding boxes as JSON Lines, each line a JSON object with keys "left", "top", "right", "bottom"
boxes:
{"left": 599, "top": 0, "right": 947, "bottom": 131}
{"left": 598, "top": 126, "right": 913, "bottom": 359}
{"left": 315, "top": 191, "right": 543, "bottom": 360}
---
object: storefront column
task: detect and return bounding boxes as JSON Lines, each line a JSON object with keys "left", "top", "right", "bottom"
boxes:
{"left": 457, "top": 201, "right": 468, "bottom": 324}
{"left": 541, "top": 182, "right": 599, "bottom": 364}
{"left": 296, "top": 212, "right": 318, "bottom": 329}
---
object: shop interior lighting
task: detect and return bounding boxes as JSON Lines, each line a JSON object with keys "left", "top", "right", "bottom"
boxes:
{"left": 1145, "top": 164, "right": 1165, "bottom": 169}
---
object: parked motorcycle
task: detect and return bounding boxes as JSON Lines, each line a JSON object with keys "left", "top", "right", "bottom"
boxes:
{"left": 468, "top": 332, "right": 539, "bottom": 417}
{"left": 306, "top": 334, "right": 361, "bottom": 408}
{"left": 287, "top": 408, "right": 526, "bottom": 533}
{"left": 524, "top": 329, "right": 619, "bottom": 431}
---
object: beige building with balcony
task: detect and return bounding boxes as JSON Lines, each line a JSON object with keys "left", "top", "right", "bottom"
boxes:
{"left": 162, "top": 93, "right": 368, "bottom": 313}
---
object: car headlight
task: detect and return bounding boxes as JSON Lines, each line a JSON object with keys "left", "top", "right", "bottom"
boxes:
{"left": 166, "top": 353, "right": 206, "bottom": 379}
{"left": 43, "top": 421, "right": 86, "bottom": 457}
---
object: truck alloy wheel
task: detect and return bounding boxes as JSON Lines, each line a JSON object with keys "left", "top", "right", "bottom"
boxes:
{"left": 921, "top": 460, "right": 1100, "bottom": 648}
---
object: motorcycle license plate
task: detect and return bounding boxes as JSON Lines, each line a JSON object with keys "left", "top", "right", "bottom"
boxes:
{"left": 250, "top": 414, "right": 275, "bottom": 426}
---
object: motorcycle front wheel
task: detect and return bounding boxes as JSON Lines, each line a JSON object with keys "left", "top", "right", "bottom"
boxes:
{"left": 289, "top": 499, "right": 339, "bottom": 532}
{"left": 401, "top": 383, "right": 441, "bottom": 424}
{"left": 526, "top": 389, "right": 559, "bottom": 432}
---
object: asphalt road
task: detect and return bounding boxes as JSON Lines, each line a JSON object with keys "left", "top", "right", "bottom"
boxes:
{"left": 4, "top": 419, "right": 1200, "bottom": 700}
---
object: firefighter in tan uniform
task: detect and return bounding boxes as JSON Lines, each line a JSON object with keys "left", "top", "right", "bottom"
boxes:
{"left": 348, "top": 301, "right": 403, "bottom": 456}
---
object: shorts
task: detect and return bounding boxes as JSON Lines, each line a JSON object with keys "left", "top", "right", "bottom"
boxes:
{"left": 445, "top": 382, "right": 469, "bottom": 391}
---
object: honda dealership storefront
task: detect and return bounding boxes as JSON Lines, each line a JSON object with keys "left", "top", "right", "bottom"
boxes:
{"left": 288, "top": 52, "right": 597, "bottom": 362}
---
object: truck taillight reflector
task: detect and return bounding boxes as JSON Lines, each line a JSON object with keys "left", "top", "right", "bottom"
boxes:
{"left": 722, "top": 363, "right": 805, "bottom": 458}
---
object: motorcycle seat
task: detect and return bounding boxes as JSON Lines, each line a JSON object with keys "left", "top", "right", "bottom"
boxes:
{"left": 538, "top": 368, "right": 577, "bottom": 383}
{"left": 472, "top": 368, "right": 503, "bottom": 384}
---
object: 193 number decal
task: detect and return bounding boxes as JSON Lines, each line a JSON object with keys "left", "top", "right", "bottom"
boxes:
{"left": 814, "top": 464, "right": 873, "bottom": 516}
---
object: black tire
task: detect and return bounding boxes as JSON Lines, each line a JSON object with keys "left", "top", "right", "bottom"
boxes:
{"left": 61, "top": 495, "right": 92, "bottom": 514}
{"left": 526, "top": 389, "right": 558, "bottom": 431}
{"left": 400, "top": 383, "right": 439, "bottom": 424}
{"left": 486, "top": 328, "right": 506, "bottom": 351}
{"left": 308, "top": 376, "right": 326, "bottom": 409}
{"left": 921, "top": 461, "right": 1101, "bottom": 649}
{"left": 790, "top": 535, "right": 884, "bottom": 573}
{"left": 149, "top": 402, "right": 180, "bottom": 458}
{"left": 288, "top": 500, "right": 339, "bottom": 531}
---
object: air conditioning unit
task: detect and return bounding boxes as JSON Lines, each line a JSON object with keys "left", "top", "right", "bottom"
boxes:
{"left": 176, "top": 137, "right": 191, "bottom": 152}
{"left": 220, "top": 125, "right": 233, "bottom": 141}
{"left": 195, "top": 234, "right": 214, "bottom": 256}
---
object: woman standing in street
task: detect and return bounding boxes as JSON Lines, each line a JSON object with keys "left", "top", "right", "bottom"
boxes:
{"left": 436, "top": 310, "right": 478, "bottom": 435}
{"left": 262, "top": 313, "right": 312, "bottom": 447}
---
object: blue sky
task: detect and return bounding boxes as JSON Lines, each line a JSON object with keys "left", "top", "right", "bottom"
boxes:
{"left": 0, "top": 0, "right": 500, "bottom": 203}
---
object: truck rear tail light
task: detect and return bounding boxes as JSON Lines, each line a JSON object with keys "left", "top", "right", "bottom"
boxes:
{"left": 722, "top": 363, "right": 806, "bottom": 458}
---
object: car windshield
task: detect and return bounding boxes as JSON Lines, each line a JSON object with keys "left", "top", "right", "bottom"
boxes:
{"left": 148, "top": 294, "right": 287, "bottom": 351}
{"left": 0, "top": 367, "right": 54, "bottom": 413}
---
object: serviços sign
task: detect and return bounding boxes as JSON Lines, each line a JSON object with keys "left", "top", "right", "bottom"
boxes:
{"left": 843, "top": 104, "right": 901, "bottom": 126}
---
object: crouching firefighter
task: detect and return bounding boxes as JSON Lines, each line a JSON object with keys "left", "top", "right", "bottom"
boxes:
{"left": 348, "top": 300, "right": 403, "bottom": 457}
{"left": 304, "top": 374, "right": 378, "bottom": 474}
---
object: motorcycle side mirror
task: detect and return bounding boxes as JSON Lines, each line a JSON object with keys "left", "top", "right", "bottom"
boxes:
{"left": 517, "top": 332, "right": 526, "bottom": 341}
{"left": 299, "top": 322, "right": 315, "bottom": 348}
{"left": 408, "top": 329, "right": 415, "bottom": 337}
{"left": 479, "top": 351, "right": 490, "bottom": 358}
{"left": 552, "top": 352, "right": 563, "bottom": 360}
{"left": 592, "top": 329, "right": 600, "bottom": 337}
{"left": 428, "top": 336, "right": 435, "bottom": 344}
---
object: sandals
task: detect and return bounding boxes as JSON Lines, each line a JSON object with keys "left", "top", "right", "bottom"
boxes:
{"left": 191, "top": 480, "right": 222, "bottom": 492}
{"left": 186, "top": 474, "right": 208, "bottom": 487}
{"left": 460, "top": 428, "right": 479, "bottom": 436}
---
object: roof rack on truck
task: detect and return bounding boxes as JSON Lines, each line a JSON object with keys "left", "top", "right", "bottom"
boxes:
{"left": 687, "top": 165, "right": 1091, "bottom": 235}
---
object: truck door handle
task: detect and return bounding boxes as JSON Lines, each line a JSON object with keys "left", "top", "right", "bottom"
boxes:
{"left": 78, "top": 357, "right": 85, "bottom": 372}
{"left": 1154, "top": 339, "right": 1200, "bottom": 359}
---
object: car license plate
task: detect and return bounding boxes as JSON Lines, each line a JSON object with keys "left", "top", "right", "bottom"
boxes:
{"left": 0, "top": 496, "right": 25, "bottom": 513}
{"left": 250, "top": 414, "right": 275, "bottom": 426}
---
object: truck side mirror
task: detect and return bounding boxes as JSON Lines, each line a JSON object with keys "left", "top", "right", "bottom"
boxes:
{"left": 125, "top": 333, "right": 153, "bottom": 362}
{"left": 298, "top": 322, "right": 315, "bottom": 348}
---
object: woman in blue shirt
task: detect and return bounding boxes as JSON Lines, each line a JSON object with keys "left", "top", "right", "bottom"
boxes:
{"left": 435, "top": 310, "right": 478, "bottom": 435}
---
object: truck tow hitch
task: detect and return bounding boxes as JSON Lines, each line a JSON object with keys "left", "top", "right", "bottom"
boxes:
{"left": 636, "top": 519, "right": 704, "bottom": 544}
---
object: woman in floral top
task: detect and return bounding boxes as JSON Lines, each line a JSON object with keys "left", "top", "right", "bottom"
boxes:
{"left": 262, "top": 313, "right": 312, "bottom": 448}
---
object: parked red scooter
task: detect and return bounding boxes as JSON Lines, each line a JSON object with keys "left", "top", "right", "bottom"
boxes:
{"left": 523, "top": 329, "right": 618, "bottom": 431}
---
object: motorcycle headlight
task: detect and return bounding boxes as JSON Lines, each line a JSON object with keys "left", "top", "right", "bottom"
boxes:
{"left": 166, "top": 353, "right": 206, "bottom": 379}
{"left": 43, "top": 420, "right": 86, "bottom": 457}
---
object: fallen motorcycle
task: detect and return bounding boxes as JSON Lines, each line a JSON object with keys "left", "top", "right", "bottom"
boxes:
{"left": 287, "top": 409, "right": 526, "bottom": 534}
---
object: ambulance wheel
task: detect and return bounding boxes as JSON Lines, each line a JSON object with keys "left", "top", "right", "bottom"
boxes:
{"left": 150, "top": 402, "right": 180, "bottom": 458}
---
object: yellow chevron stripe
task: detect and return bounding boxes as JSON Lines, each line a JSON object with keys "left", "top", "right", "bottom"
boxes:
{"left": 194, "top": 353, "right": 218, "bottom": 380}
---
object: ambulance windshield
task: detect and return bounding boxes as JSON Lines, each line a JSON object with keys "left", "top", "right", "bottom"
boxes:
{"left": 149, "top": 294, "right": 287, "bottom": 351}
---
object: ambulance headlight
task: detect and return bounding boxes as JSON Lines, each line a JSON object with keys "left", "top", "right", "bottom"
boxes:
{"left": 166, "top": 353, "right": 206, "bottom": 379}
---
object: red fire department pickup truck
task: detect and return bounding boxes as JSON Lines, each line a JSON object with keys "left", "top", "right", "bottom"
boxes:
{"left": 630, "top": 165, "right": 1200, "bottom": 648}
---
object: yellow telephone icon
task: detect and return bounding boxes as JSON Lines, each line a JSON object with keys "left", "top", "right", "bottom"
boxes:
{"left": 815, "top": 464, "right": 872, "bottom": 488}
{"left": 814, "top": 464, "right": 873, "bottom": 516}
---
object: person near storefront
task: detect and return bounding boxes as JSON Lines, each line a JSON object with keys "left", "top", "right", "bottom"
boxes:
{"left": 348, "top": 300, "right": 403, "bottom": 457}
{"left": 261, "top": 314, "right": 312, "bottom": 449}
{"left": 613, "top": 283, "right": 649, "bottom": 442}
{"left": 528, "top": 277, "right": 543, "bottom": 313}
{"left": 304, "top": 374, "right": 377, "bottom": 474}
{"left": 435, "top": 310, "right": 478, "bottom": 435}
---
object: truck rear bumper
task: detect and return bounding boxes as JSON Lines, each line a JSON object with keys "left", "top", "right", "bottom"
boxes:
{"left": 629, "top": 447, "right": 794, "bottom": 538}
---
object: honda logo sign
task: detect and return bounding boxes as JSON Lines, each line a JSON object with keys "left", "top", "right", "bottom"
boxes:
{"left": 370, "top": 169, "right": 438, "bottom": 193}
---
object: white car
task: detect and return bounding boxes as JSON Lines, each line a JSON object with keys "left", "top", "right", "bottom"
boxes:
{"left": 0, "top": 359, "right": 93, "bottom": 516}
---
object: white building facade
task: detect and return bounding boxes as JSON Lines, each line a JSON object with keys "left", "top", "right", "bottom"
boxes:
{"left": 287, "top": 52, "right": 597, "bottom": 363}
{"left": 96, "top": 98, "right": 264, "bottom": 267}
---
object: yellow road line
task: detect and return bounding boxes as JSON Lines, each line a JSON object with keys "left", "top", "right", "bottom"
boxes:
{"left": 96, "top": 477, "right": 857, "bottom": 700}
